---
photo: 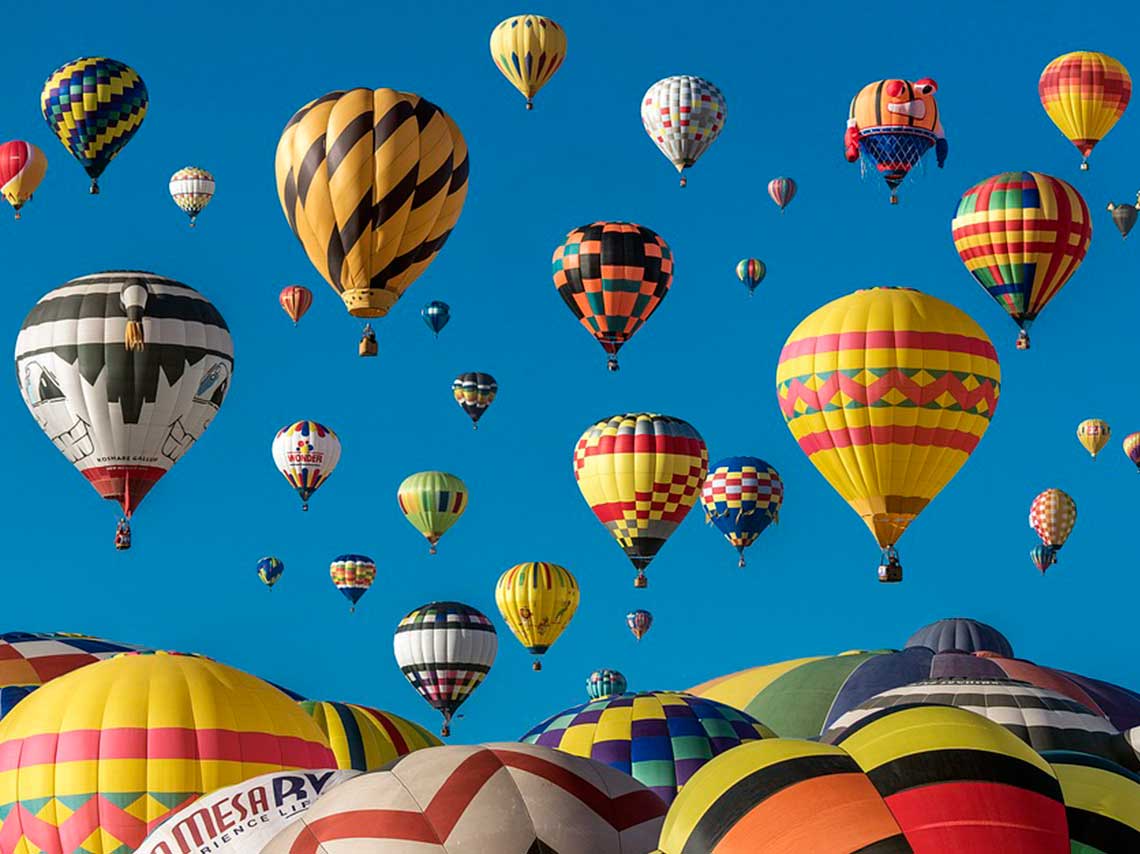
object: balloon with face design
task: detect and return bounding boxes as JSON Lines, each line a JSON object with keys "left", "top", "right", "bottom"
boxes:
{"left": 15, "top": 272, "right": 233, "bottom": 548}
{"left": 845, "top": 77, "right": 947, "bottom": 204}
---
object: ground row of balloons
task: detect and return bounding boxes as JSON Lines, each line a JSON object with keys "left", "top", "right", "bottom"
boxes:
{"left": 0, "top": 616, "right": 1138, "bottom": 852}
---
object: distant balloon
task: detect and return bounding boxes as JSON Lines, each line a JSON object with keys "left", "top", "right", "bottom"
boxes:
{"left": 700, "top": 456, "right": 783, "bottom": 567}
{"left": 1108, "top": 197, "right": 1140, "bottom": 238}
{"left": 1030, "top": 545, "right": 1053, "bottom": 574}
{"left": 1040, "top": 51, "right": 1131, "bottom": 169}
{"left": 641, "top": 75, "right": 726, "bottom": 187}
{"left": 735, "top": 258, "right": 766, "bottom": 296}
{"left": 0, "top": 141, "right": 46, "bottom": 219}
{"left": 279, "top": 285, "right": 313, "bottom": 325}
{"left": 272, "top": 421, "right": 341, "bottom": 510}
{"left": 330, "top": 554, "right": 376, "bottom": 612}
{"left": 422, "top": 300, "right": 450, "bottom": 336}
{"left": 489, "top": 15, "right": 567, "bottom": 109}
{"left": 168, "top": 166, "right": 214, "bottom": 227}
{"left": 1029, "top": 488, "right": 1077, "bottom": 572}
{"left": 495, "top": 561, "right": 580, "bottom": 670}
{"left": 627, "top": 609, "right": 653, "bottom": 641}
{"left": 1077, "top": 419, "right": 1111, "bottom": 460}
{"left": 452, "top": 372, "right": 497, "bottom": 428}
{"left": 587, "top": 669, "right": 627, "bottom": 700}
{"left": 1124, "top": 433, "right": 1140, "bottom": 471}
{"left": 257, "top": 556, "right": 285, "bottom": 590}
{"left": 767, "top": 176, "right": 796, "bottom": 211}
{"left": 397, "top": 471, "right": 467, "bottom": 554}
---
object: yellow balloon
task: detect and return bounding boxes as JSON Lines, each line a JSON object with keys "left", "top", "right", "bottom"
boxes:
{"left": 1076, "top": 419, "right": 1111, "bottom": 460}
{"left": 489, "top": 15, "right": 567, "bottom": 109}
{"left": 495, "top": 561, "right": 580, "bottom": 670}
{"left": 274, "top": 88, "right": 469, "bottom": 319}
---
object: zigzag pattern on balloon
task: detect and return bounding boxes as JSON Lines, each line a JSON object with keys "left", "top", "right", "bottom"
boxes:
{"left": 778, "top": 368, "right": 1000, "bottom": 417}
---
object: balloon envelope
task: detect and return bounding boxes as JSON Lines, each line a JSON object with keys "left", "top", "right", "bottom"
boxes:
{"left": 489, "top": 15, "right": 567, "bottom": 108}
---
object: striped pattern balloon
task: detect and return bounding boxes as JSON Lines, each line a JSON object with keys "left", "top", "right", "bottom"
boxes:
{"left": 489, "top": 15, "right": 567, "bottom": 109}
{"left": 495, "top": 562, "right": 580, "bottom": 670}
{"left": 641, "top": 75, "right": 726, "bottom": 186}
{"left": 275, "top": 89, "right": 469, "bottom": 319}
{"left": 574, "top": 413, "right": 708, "bottom": 586}
{"left": 271, "top": 420, "right": 340, "bottom": 510}
{"left": 299, "top": 700, "right": 441, "bottom": 771}
{"left": 1077, "top": 419, "right": 1112, "bottom": 460}
{"left": 329, "top": 554, "right": 376, "bottom": 611}
{"left": 168, "top": 166, "right": 215, "bottom": 226}
{"left": 522, "top": 691, "right": 773, "bottom": 804}
{"left": 776, "top": 287, "right": 1000, "bottom": 576}
{"left": 1029, "top": 488, "right": 1077, "bottom": 571}
{"left": 422, "top": 299, "right": 450, "bottom": 335}
{"left": 906, "top": 617, "right": 1014, "bottom": 656}
{"left": 553, "top": 222, "right": 674, "bottom": 370}
{"left": 1048, "top": 751, "right": 1140, "bottom": 853}
{"left": 0, "top": 141, "right": 46, "bottom": 218}
{"left": 396, "top": 471, "right": 468, "bottom": 554}
{"left": 262, "top": 743, "right": 667, "bottom": 854}
{"left": 40, "top": 57, "right": 147, "bottom": 193}
{"left": 627, "top": 608, "right": 653, "bottom": 641}
{"left": 951, "top": 171, "right": 1091, "bottom": 349}
{"left": 1123, "top": 432, "right": 1140, "bottom": 471}
{"left": 257, "top": 556, "right": 285, "bottom": 589}
{"left": 1040, "top": 51, "right": 1131, "bottom": 169}
{"left": 0, "top": 651, "right": 335, "bottom": 854}
{"left": 278, "top": 284, "right": 313, "bottom": 324}
{"left": 767, "top": 176, "right": 796, "bottom": 211}
{"left": 701, "top": 456, "right": 783, "bottom": 567}
{"left": 734, "top": 258, "right": 766, "bottom": 295}
{"left": 452, "top": 371, "right": 497, "bottom": 428}
{"left": 587, "top": 669, "right": 627, "bottom": 700}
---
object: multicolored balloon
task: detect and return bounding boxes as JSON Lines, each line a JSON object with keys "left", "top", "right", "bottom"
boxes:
{"left": 735, "top": 258, "right": 766, "bottom": 296}
{"left": 0, "top": 141, "right": 46, "bottom": 219}
{"left": 396, "top": 471, "right": 467, "bottom": 554}
{"left": 1077, "top": 419, "right": 1111, "bottom": 460}
{"left": 299, "top": 700, "right": 441, "bottom": 771}
{"left": 15, "top": 272, "right": 233, "bottom": 548}
{"left": 1040, "top": 51, "right": 1131, "bottom": 170}
{"left": 553, "top": 222, "right": 673, "bottom": 371}
{"left": 495, "top": 562, "right": 579, "bottom": 670}
{"left": 422, "top": 299, "right": 450, "bottom": 336}
{"left": 1029, "top": 488, "right": 1077, "bottom": 572}
{"left": 776, "top": 287, "right": 1000, "bottom": 580}
{"left": 257, "top": 556, "right": 285, "bottom": 590}
{"left": 641, "top": 75, "right": 726, "bottom": 187}
{"left": 40, "top": 57, "right": 147, "bottom": 194}
{"left": 586, "top": 669, "right": 627, "bottom": 700}
{"left": 767, "top": 176, "right": 796, "bottom": 211}
{"left": 279, "top": 284, "right": 313, "bottom": 325}
{"left": 1047, "top": 751, "right": 1140, "bottom": 852}
{"left": 452, "top": 372, "right": 497, "bottom": 428}
{"left": 271, "top": 420, "right": 341, "bottom": 510}
{"left": 393, "top": 601, "right": 497, "bottom": 736}
{"left": 627, "top": 609, "right": 653, "bottom": 641}
{"left": 489, "top": 15, "right": 567, "bottom": 109}
{"left": 952, "top": 171, "right": 1091, "bottom": 350}
{"left": 330, "top": 554, "right": 376, "bottom": 612}
{"left": 844, "top": 78, "right": 947, "bottom": 204}
{"left": 275, "top": 89, "right": 468, "bottom": 326}
{"left": 1030, "top": 545, "right": 1053, "bottom": 574}
{"left": 1124, "top": 432, "right": 1140, "bottom": 471}
{"left": 700, "top": 456, "right": 783, "bottom": 567}
{"left": 168, "top": 166, "right": 214, "bottom": 227}
{"left": 1108, "top": 197, "right": 1140, "bottom": 238}
{"left": 574, "top": 413, "right": 708, "bottom": 587}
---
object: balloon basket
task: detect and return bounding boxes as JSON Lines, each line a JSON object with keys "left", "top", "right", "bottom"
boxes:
{"left": 532, "top": 660, "right": 542, "bottom": 671}
{"left": 633, "top": 574, "right": 647, "bottom": 589}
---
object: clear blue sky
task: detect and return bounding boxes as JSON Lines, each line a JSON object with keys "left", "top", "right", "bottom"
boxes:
{"left": 4, "top": 0, "right": 1138, "bottom": 744}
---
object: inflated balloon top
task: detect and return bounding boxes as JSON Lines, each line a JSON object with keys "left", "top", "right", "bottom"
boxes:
{"left": 905, "top": 617, "right": 1014, "bottom": 657}
{"left": 641, "top": 75, "right": 726, "bottom": 187}
{"left": 1040, "top": 51, "right": 1131, "bottom": 169}
{"left": 299, "top": 700, "right": 441, "bottom": 772}
{"left": 489, "top": 15, "right": 567, "bottom": 109}
{"left": 587, "top": 669, "right": 627, "bottom": 700}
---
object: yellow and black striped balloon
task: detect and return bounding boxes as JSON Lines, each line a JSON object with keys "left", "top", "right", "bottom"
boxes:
{"left": 275, "top": 89, "right": 469, "bottom": 319}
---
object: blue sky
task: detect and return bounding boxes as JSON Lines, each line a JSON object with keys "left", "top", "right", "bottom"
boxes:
{"left": 3, "top": 0, "right": 1138, "bottom": 744}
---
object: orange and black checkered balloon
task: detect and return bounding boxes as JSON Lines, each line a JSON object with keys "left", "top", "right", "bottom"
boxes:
{"left": 552, "top": 222, "right": 673, "bottom": 370}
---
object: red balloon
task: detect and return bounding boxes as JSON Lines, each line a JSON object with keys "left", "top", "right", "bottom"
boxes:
{"left": 279, "top": 285, "right": 313, "bottom": 325}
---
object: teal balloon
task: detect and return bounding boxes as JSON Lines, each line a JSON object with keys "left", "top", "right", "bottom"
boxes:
{"left": 422, "top": 300, "right": 450, "bottom": 335}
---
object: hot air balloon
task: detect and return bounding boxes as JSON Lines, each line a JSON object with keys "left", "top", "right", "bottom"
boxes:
{"left": 16, "top": 272, "right": 233, "bottom": 549}
{"left": 587, "top": 669, "right": 627, "bottom": 700}
{"left": 279, "top": 284, "right": 313, "bottom": 325}
{"left": 272, "top": 420, "right": 341, "bottom": 510}
{"left": 1047, "top": 751, "right": 1140, "bottom": 853}
{"left": 776, "top": 287, "right": 1000, "bottom": 581}
{"left": 735, "top": 258, "right": 766, "bottom": 296}
{"left": 767, "top": 176, "right": 796, "bottom": 212}
{"left": 489, "top": 15, "right": 567, "bottom": 109}
{"left": 1125, "top": 433, "right": 1140, "bottom": 471}
{"left": 393, "top": 601, "right": 497, "bottom": 736}
{"left": 952, "top": 171, "right": 1091, "bottom": 350}
{"left": 1031, "top": 545, "right": 1053, "bottom": 574}
{"left": 0, "top": 140, "right": 46, "bottom": 219}
{"left": 168, "top": 166, "right": 214, "bottom": 227}
{"left": 452, "top": 371, "right": 497, "bottom": 428}
{"left": 844, "top": 78, "right": 947, "bottom": 204}
{"left": 495, "top": 562, "right": 579, "bottom": 671}
{"left": 40, "top": 57, "right": 147, "bottom": 194}
{"left": 257, "top": 556, "right": 285, "bottom": 590}
{"left": 574, "top": 413, "right": 708, "bottom": 587}
{"left": 299, "top": 700, "right": 441, "bottom": 771}
{"left": 397, "top": 471, "right": 467, "bottom": 554}
{"left": 627, "top": 609, "right": 653, "bottom": 641}
{"left": 1040, "top": 51, "right": 1131, "bottom": 170}
{"left": 329, "top": 554, "right": 376, "bottom": 612}
{"left": 701, "top": 456, "right": 783, "bottom": 567}
{"left": 422, "top": 299, "right": 450, "bottom": 336}
{"left": 0, "top": 651, "right": 335, "bottom": 854}
{"left": 1030, "top": 488, "right": 1077, "bottom": 572}
{"left": 553, "top": 222, "right": 674, "bottom": 371}
{"left": 1107, "top": 196, "right": 1140, "bottom": 238}
{"left": 641, "top": 75, "right": 726, "bottom": 187}
{"left": 274, "top": 89, "right": 468, "bottom": 339}
{"left": 1077, "top": 419, "right": 1111, "bottom": 460}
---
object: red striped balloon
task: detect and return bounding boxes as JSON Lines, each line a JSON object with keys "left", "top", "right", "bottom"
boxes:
{"left": 767, "top": 176, "right": 797, "bottom": 212}
{"left": 0, "top": 140, "right": 47, "bottom": 219}
{"left": 279, "top": 285, "right": 313, "bottom": 325}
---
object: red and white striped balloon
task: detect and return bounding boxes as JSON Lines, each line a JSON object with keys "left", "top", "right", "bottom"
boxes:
{"left": 279, "top": 285, "right": 313, "bottom": 325}
{"left": 767, "top": 176, "right": 797, "bottom": 212}
{"left": 0, "top": 141, "right": 47, "bottom": 219}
